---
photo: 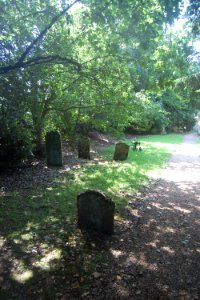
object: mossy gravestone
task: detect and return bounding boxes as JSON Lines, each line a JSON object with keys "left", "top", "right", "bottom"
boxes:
{"left": 78, "top": 137, "right": 90, "bottom": 159}
{"left": 45, "top": 131, "right": 63, "bottom": 166}
{"left": 77, "top": 190, "right": 115, "bottom": 234}
{"left": 114, "top": 142, "right": 129, "bottom": 161}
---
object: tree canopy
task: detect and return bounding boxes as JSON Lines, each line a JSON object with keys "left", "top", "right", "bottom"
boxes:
{"left": 0, "top": 0, "right": 199, "bottom": 164}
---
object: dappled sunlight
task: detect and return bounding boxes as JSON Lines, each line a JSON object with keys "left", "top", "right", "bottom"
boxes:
{"left": 110, "top": 249, "right": 124, "bottom": 258}
{"left": 172, "top": 205, "right": 191, "bottom": 214}
{"left": 152, "top": 203, "right": 174, "bottom": 211}
{"left": 12, "top": 270, "right": 33, "bottom": 284}
{"left": 0, "top": 133, "right": 200, "bottom": 298}
{"left": 127, "top": 253, "right": 159, "bottom": 272}
{"left": 146, "top": 240, "right": 160, "bottom": 248}
{"left": 161, "top": 246, "right": 175, "bottom": 255}
{"left": 33, "top": 249, "right": 61, "bottom": 271}
{"left": 158, "top": 226, "right": 176, "bottom": 234}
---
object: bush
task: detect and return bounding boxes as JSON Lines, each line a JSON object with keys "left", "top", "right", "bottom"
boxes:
{"left": 0, "top": 117, "right": 33, "bottom": 169}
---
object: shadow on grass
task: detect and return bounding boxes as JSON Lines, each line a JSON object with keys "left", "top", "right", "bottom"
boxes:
{"left": 1, "top": 177, "right": 200, "bottom": 299}
{"left": 0, "top": 134, "right": 185, "bottom": 299}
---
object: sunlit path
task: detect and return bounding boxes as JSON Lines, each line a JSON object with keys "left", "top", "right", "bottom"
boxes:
{"left": 99, "top": 133, "right": 200, "bottom": 299}
{"left": 159, "top": 134, "right": 200, "bottom": 184}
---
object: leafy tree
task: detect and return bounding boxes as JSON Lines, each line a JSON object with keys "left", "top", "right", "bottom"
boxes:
{"left": 2, "top": 0, "right": 197, "bottom": 163}
{"left": 187, "top": 0, "right": 200, "bottom": 36}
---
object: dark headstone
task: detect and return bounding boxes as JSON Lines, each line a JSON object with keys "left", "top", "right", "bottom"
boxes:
{"left": 45, "top": 131, "right": 63, "bottom": 166}
{"left": 78, "top": 137, "right": 90, "bottom": 159}
{"left": 77, "top": 190, "right": 115, "bottom": 234}
{"left": 113, "top": 142, "right": 129, "bottom": 161}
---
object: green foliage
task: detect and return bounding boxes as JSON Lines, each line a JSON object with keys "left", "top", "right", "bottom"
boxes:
{"left": 154, "top": 89, "right": 196, "bottom": 131}
{"left": 175, "top": 73, "right": 200, "bottom": 110}
{"left": 187, "top": 0, "right": 200, "bottom": 36}
{"left": 0, "top": 0, "right": 198, "bottom": 161}
{"left": 0, "top": 113, "right": 33, "bottom": 167}
{"left": 128, "top": 92, "right": 168, "bottom": 133}
{"left": 0, "top": 73, "right": 33, "bottom": 166}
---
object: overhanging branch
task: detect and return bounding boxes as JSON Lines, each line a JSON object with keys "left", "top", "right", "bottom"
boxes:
{"left": 0, "top": 0, "right": 80, "bottom": 75}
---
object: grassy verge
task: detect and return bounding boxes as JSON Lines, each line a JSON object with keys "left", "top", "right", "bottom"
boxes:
{"left": 0, "top": 134, "right": 183, "bottom": 237}
{"left": 0, "top": 134, "right": 183, "bottom": 299}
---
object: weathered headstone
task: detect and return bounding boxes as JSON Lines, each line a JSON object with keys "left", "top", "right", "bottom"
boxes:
{"left": 77, "top": 190, "right": 115, "bottom": 234}
{"left": 161, "top": 127, "right": 167, "bottom": 135}
{"left": 113, "top": 142, "right": 129, "bottom": 161}
{"left": 45, "top": 131, "right": 63, "bottom": 166}
{"left": 78, "top": 137, "right": 90, "bottom": 159}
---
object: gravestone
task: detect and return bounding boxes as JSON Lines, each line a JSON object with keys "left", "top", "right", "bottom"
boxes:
{"left": 45, "top": 131, "right": 63, "bottom": 166}
{"left": 161, "top": 127, "right": 167, "bottom": 135}
{"left": 77, "top": 190, "right": 115, "bottom": 234}
{"left": 113, "top": 142, "right": 129, "bottom": 161}
{"left": 78, "top": 137, "right": 90, "bottom": 159}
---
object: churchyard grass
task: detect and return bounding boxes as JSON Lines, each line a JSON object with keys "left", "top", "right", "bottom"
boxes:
{"left": 0, "top": 134, "right": 183, "bottom": 297}
{"left": 0, "top": 133, "right": 183, "bottom": 240}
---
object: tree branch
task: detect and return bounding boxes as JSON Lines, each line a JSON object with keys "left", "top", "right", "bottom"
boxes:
{"left": 47, "top": 101, "right": 122, "bottom": 113}
{"left": 0, "top": 55, "right": 81, "bottom": 75}
{"left": 0, "top": 0, "right": 80, "bottom": 75}
{"left": 18, "top": 0, "right": 79, "bottom": 64}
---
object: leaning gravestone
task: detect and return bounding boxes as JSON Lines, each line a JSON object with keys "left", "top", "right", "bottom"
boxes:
{"left": 45, "top": 131, "right": 63, "bottom": 166}
{"left": 113, "top": 142, "right": 129, "bottom": 161}
{"left": 78, "top": 137, "right": 90, "bottom": 159}
{"left": 77, "top": 190, "right": 115, "bottom": 234}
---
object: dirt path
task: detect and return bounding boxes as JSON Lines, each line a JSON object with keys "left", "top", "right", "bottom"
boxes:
{"left": 83, "top": 133, "right": 200, "bottom": 300}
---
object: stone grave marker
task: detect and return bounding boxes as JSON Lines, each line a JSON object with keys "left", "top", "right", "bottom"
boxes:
{"left": 113, "top": 142, "right": 129, "bottom": 161}
{"left": 77, "top": 190, "right": 115, "bottom": 234}
{"left": 78, "top": 137, "right": 90, "bottom": 159}
{"left": 45, "top": 131, "right": 63, "bottom": 166}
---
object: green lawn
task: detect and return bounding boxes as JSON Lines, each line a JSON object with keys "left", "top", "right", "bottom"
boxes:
{"left": 0, "top": 134, "right": 183, "bottom": 239}
{"left": 0, "top": 133, "right": 183, "bottom": 298}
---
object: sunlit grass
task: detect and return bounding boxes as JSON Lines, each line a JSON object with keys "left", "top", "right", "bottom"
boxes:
{"left": 0, "top": 134, "right": 184, "bottom": 298}
{"left": 0, "top": 134, "right": 183, "bottom": 240}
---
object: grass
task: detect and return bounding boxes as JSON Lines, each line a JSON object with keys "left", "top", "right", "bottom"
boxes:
{"left": 0, "top": 134, "right": 183, "bottom": 238}
{"left": 0, "top": 134, "right": 183, "bottom": 299}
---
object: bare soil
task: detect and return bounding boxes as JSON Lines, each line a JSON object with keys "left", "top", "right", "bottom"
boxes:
{"left": 0, "top": 133, "right": 200, "bottom": 299}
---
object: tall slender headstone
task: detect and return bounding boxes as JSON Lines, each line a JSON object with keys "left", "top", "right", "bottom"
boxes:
{"left": 77, "top": 190, "right": 115, "bottom": 234}
{"left": 78, "top": 137, "right": 90, "bottom": 159}
{"left": 45, "top": 131, "right": 63, "bottom": 166}
{"left": 113, "top": 142, "right": 129, "bottom": 161}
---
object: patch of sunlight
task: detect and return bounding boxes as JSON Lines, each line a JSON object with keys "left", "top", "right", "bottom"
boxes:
{"left": 127, "top": 253, "right": 158, "bottom": 271}
{"left": 24, "top": 222, "right": 40, "bottom": 232}
{"left": 21, "top": 233, "right": 33, "bottom": 241}
{"left": 146, "top": 240, "right": 160, "bottom": 248}
{"left": 159, "top": 226, "right": 176, "bottom": 234}
{"left": 46, "top": 187, "right": 53, "bottom": 191}
{"left": 162, "top": 168, "right": 200, "bottom": 183}
{"left": 0, "top": 237, "right": 5, "bottom": 247}
{"left": 161, "top": 246, "right": 175, "bottom": 254}
{"left": 108, "top": 187, "right": 119, "bottom": 193}
{"left": 86, "top": 171, "right": 102, "bottom": 179}
{"left": 12, "top": 270, "right": 33, "bottom": 283}
{"left": 147, "top": 168, "right": 166, "bottom": 178}
{"left": 33, "top": 249, "right": 61, "bottom": 270}
{"left": 46, "top": 216, "right": 59, "bottom": 222}
{"left": 173, "top": 205, "right": 191, "bottom": 214}
{"left": 110, "top": 249, "right": 124, "bottom": 258}
{"left": 151, "top": 203, "right": 174, "bottom": 211}
{"left": 145, "top": 142, "right": 178, "bottom": 152}
{"left": 31, "top": 194, "right": 43, "bottom": 199}
{"left": 13, "top": 239, "right": 22, "bottom": 244}
{"left": 129, "top": 208, "right": 142, "bottom": 218}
